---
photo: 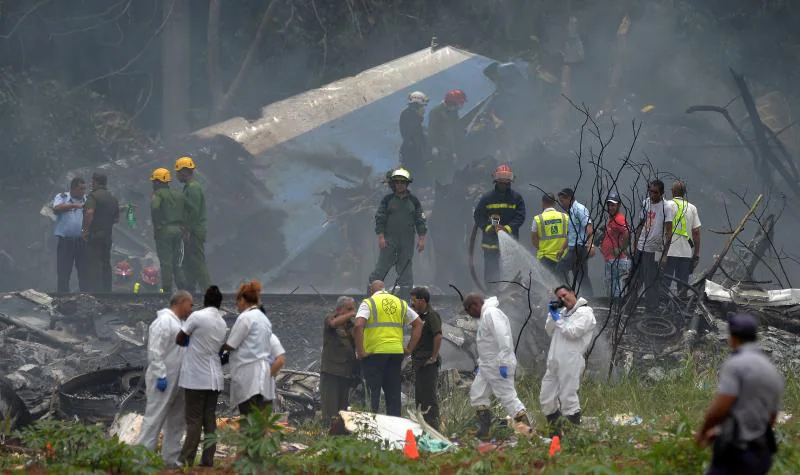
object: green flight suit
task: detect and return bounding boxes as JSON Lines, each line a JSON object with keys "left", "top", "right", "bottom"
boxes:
{"left": 84, "top": 185, "right": 119, "bottom": 293}
{"left": 182, "top": 179, "right": 211, "bottom": 291}
{"left": 151, "top": 186, "right": 185, "bottom": 292}
{"left": 368, "top": 191, "right": 427, "bottom": 291}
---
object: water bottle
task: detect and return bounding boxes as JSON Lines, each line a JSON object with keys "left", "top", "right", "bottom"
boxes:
{"left": 127, "top": 204, "right": 136, "bottom": 228}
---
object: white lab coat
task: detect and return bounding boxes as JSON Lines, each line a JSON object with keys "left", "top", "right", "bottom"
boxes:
{"left": 469, "top": 297, "right": 526, "bottom": 417}
{"left": 136, "top": 308, "right": 186, "bottom": 465}
{"left": 226, "top": 306, "right": 273, "bottom": 407}
{"left": 539, "top": 297, "right": 596, "bottom": 416}
{"left": 178, "top": 307, "right": 227, "bottom": 391}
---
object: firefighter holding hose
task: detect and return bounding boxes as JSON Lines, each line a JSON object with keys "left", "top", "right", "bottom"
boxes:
{"left": 472, "top": 164, "right": 526, "bottom": 288}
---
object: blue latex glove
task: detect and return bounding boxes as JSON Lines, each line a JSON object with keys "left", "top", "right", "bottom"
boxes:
{"left": 499, "top": 366, "right": 508, "bottom": 379}
{"left": 549, "top": 309, "right": 561, "bottom": 321}
{"left": 178, "top": 335, "right": 190, "bottom": 347}
{"left": 156, "top": 377, "right": 168, "bottom": 392}
{"left": 474, "top": 367, "right": 479, "bottom": 376}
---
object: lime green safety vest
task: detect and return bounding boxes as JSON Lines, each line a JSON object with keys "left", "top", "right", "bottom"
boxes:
{"left": 534, "top": 209, "right": 569, "bottom": 262}
{"left": 673, "top": 198, "right": 689, "bottom": 238}
{"left": 363, "top": 291, "right": 407, "bottom": 354}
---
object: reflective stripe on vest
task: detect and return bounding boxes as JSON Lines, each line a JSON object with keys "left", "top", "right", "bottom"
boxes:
{"left": 486, "top": 203, "right": 517, "bottom": 209}
{"left": 535, "top": 210, "right": 568, "bottom": 261}
{"left": 673, "top": 198, "right": 689, "bottom": 238}
{"left": 363, "top": 292, "right": 406, "bottom": 354}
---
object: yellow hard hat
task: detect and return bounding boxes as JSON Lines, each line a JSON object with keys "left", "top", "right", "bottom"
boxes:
{"left": 175, "top": 156, "right": 196, "bottom": 171}
{"left": 150, "top": 168, "right": 171, "bottom": 183}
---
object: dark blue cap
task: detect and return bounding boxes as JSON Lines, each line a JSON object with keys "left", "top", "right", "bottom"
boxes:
{"left": 727, "top": 312, "right": 759, "bottom": 337}
{"left": 606, "top": 191, "right": 621, "bottom": 204}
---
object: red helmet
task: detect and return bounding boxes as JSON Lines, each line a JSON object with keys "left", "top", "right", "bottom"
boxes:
{"left": 141, "top": 266, "right": 160, "bottom": 286}
{"left": 493, "top": 164, "right": 514, "bottom": 183}
{"left": 444, "top": 89, "right": 467, "bottom": 107}
{"left": 114, "top": 260, "right": 133, "bottom": 278}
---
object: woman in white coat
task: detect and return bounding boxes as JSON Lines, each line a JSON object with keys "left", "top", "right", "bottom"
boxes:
{"left": 222, "top": 280, "right": 274, "bottom": 415}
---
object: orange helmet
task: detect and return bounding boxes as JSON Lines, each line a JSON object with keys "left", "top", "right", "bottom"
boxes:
{"left": 493, "top": 164, "right": 514, "bottom": 183}
{"left": 444, "top": 89, "right": 467, "bottom": 107}
{"left": 141, "top": 266, "right": 160, "bottom": 286}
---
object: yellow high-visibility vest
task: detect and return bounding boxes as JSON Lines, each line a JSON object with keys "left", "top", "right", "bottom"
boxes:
{"left": 673, "top": 198, "right": 689, "bottom": 238}
{"left": 363, "top": 291, "right": 407, "bottom": 354}
{"left": 534, "top": 209, "right": 568, "bottom": 262}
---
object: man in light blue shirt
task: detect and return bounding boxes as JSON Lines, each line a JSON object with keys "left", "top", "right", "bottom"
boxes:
{"left": 53, "top": 177, "right": 87, "bottom": 292}
{"left": 556, "top": 188, "right": 595, "bottom": 296}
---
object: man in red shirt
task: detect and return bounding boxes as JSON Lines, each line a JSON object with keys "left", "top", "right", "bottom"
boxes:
{"left": 600, "top": 192, "right": 631, "bottom": 304}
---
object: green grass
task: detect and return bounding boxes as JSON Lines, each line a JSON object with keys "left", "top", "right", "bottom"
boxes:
{"left": 1, "top": 366, "right": 797, "bottom": 474}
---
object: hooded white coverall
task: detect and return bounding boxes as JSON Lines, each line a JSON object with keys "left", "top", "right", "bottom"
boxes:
{"left": 469, "top": 297, "right": 526, "bottom": 417}
{"left": 137, "top": 308, "right": 186, "bottom": 465}
{"left": 539, "top": 297, "right": 596, "bottom": 417}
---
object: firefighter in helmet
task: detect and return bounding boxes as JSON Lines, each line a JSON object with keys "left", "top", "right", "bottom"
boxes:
{"left": 368, "top": 168, "right": 427, "bottom": 297}
{"left": 473, "top": 164, "right": 526, "bottom": 287}
{"left": 150, "top": 167, "right": 185, "bottom": 293}
{"left": 399, "top": 91, "right": 429, "bottom": 180}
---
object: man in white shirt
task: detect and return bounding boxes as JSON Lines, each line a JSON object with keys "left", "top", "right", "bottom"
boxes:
{"left": 629, "top": 180, "right": 676, "bottom": 313}
{"left": 176, "top": 286, "right": 227, "bottom": 468}
{"left": 137, "top": 290, "right": 193, "bottom": 468}
{"left": 664, "top": 181, "right": 701, "bottom": 298}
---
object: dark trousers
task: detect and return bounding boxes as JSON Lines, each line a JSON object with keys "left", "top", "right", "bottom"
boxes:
{"left": 180, "top": 389, "right": 219, "bottom": 467}
{"left": 483, "top": 249, "right": 500, "bottom": 288}
{"left": 85, "top": 237, "right": 112, "bottom": 293}
{"left": 56, "top": 237, "right": 86, "bottom": 292}
{"left": 663, "top": 256, "right": 693, "bottom": 298}
{"left": 559, "top": 245, "right": 593, "bottom": 297}
{"left": 320, "top": 372, "right": 351, "bottom": 426}
{"left": 413, "top": 359, "right": 440, "bottom": 429}
{"left": 238, "top": 394, "right": 270, "bottom": 416}
{"left": 361, "top": 353, "right": 403, "bottom": 416}
{"left": 708, "top": 443, "right": 772, "bottom": 475}
{"left": 628, "top": 251, "right": 660, "bottom": 311}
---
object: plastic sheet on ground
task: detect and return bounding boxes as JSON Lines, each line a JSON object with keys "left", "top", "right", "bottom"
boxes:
{"left": 340, "top": 411, "right": 423, "bottom": 450}
{"left": 417, "top": 434, "right": 450, "bottom": 453}
{"left": 610, "top": 413, "right": 643, "bottom": 426}
{"left": 705, "top": 280, "right": 800, "bottom": 306}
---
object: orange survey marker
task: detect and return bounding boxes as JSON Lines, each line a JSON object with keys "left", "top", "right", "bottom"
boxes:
{"left": 549, "top": 435, "right": 561, "bottom": 457}
{"left": 403, "top": 429, "right": 420, "bottom": 460}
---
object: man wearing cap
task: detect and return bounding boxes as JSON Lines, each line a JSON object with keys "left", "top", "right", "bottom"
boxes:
{"left": 556, "top": 188, "right": 594, "bottom": 296}
{"left": 599, "top": 191, "right": 630, "bottom": 303}
{"left": 473, "top": 165, "right": 526, "bottom": 288}
{"left": 175, "top": 156, "right": 211, "bottom": 292}
{"left": 696, "top": 312, "right": 784, "bottom": 474}
{"left": 531, "top": 193, "right": 568, "bottom": 275}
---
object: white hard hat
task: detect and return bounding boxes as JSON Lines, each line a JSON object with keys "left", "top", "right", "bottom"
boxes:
{"left": 408, "top": 91, "right": 429, "bottom": 105}
{"left": 391, "top": 167, "right": 413, "bottom": 183}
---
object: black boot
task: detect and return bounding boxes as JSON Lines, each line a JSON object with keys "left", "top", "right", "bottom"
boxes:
{"left": 566, "top": 411, "right": 581, "bottom": 426}
{"left": 546, "top": 411, "right": 562, "bottom": 437}
{"left": 475, "top": 409, "right": 493, "bottom": 440}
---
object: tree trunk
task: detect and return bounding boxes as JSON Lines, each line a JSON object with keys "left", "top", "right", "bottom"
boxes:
{"left": 161, "top": 0, "right": 191, "bottom": 139}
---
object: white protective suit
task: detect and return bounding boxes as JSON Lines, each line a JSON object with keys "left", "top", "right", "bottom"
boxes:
{"left": 136, "top": 308, "right": 186, "bottom": 465}
{"left": 539, "top": 297, "right": 596, "bottom": 417}
{"left": 469, "top": 297, "right": 526, "bottom": 417}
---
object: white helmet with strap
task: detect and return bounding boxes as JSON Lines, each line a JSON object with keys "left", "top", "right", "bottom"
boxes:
{"left": 391, "top": 167, "right": 413, "bottom": 183}
{"left": 408, "top": 91, "right": 429, "bottom": 105}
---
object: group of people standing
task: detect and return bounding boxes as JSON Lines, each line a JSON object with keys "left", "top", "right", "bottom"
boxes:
{"left": 52, "top": 156, "right": 211, "bottom": 294}
{"left": 137, "top": 281, "right": 286, "bottom": 468}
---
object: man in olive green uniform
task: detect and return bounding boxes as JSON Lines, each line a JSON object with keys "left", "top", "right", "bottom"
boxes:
{"left": 81, "top": 172, "right": 120, "bottom": 292}
{"left": 150, "top": 168, "right": 185, "bottom": 293}
{"left": 175, "top": 157, "right": 211, "bottom": 292}
{"left": 409, "top": 287, "right": 442, "bottom": 429}
{"left": 320, "top": 296, "right": 357, "bottom": 434}
{"left": 368, "top": 168, "right": 427, "bottom": 297}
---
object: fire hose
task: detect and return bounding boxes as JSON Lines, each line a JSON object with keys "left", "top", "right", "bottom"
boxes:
{"left": 468, "top": 224, "right": 486, "bottom": 293}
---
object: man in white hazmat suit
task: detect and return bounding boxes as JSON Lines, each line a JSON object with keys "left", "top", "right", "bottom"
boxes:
{"left": 463, "top": 293, "right": 531, "bottom": 439}
{"left": 540, "top": 284, "right": 596, "bottom": 436}
{"left": 136, "top": 290, "right": 193, "bottom": 467}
